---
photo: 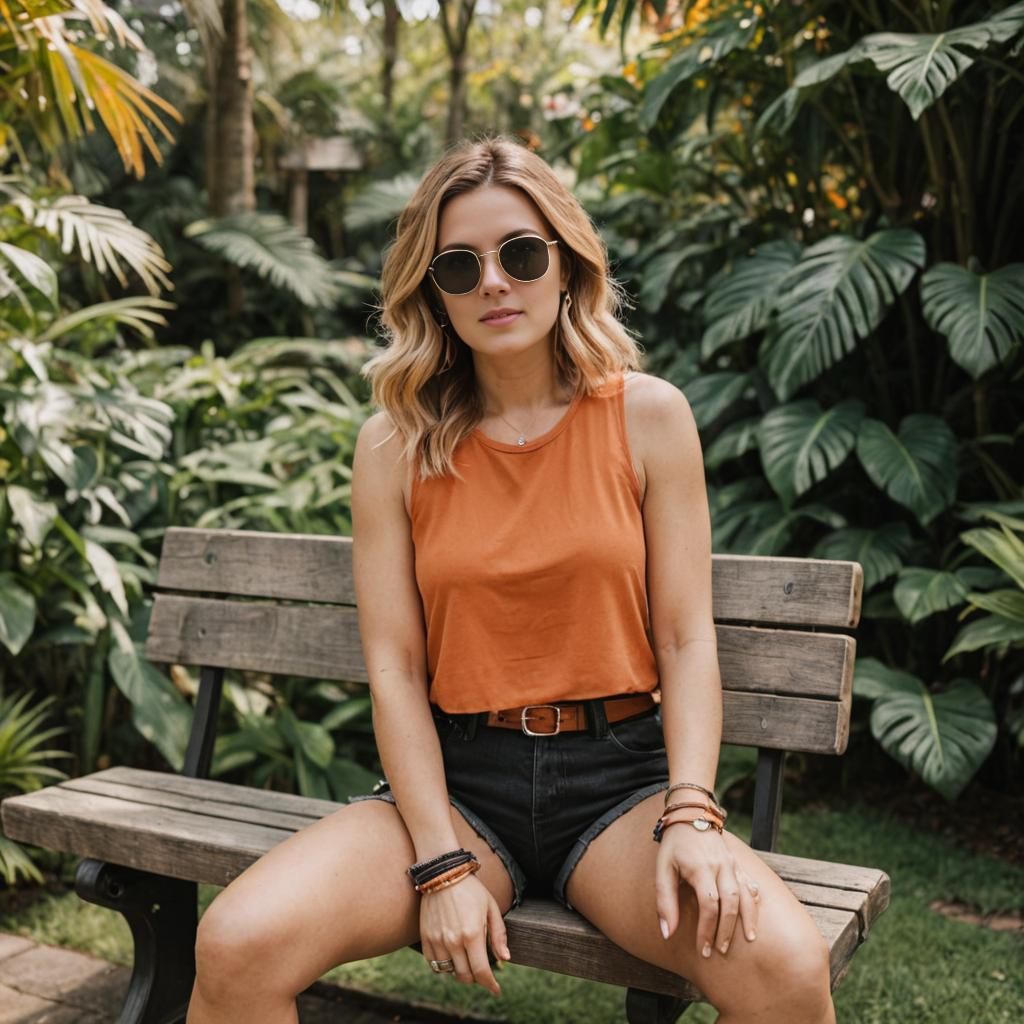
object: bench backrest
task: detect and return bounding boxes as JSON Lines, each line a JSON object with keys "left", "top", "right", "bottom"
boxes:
{"left": 145, "top": 527, "right": 862, "bottom": 849}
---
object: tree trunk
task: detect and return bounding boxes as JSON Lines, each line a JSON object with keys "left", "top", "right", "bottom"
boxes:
{"left": 439, "top": 0, "right": 476, "bottom": 147}
{"left": 208, "top": 0, "right": 255, "bottom": 217}
{"left": 382, "top": 0, "right": 400, "bottom": 117}
{"left": 204, "top": 0, "right": 255, "bottom": 327}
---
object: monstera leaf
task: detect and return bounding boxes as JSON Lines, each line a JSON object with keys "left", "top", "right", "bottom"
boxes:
{"left": 758, "top": 398, "right": 864, "bottom": 505}
{"left": 681, "top": 371, "right": 751, "bottom": 430}
{"left": 811, "top": 522, "right": 914, "bottom": 591}
{"left": 921, "top": 262, "right": 1024, "bottom": 378}
{"left": 856, "top": 659, "right": 997, "bottom": 801}
{"left": 855, "top": 414, "right": 958, "bottom": 526}
{"left": 761, "top": 230, "right": 926, "bottom": 400}
{"left": 790, "top": 3, "right": 1024, "bottom": 119}
{"left": 704, "top": 416, "right": 759, "bottom": 470}
{"left": 893, "top": 568, "right": 969, "bottom": 624}
{"left": 701, "top": 240, "right": 801, "bottom": 357}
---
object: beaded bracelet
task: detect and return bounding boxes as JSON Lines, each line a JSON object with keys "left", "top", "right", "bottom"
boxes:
{"left": 409, "top": 847, "right": 472, "bottom": 876}
{"left": 416, "top": 860, "right": 481, "bottom": 894}
{"left": 408, "top": 851, "right": 478, "bottom": 888}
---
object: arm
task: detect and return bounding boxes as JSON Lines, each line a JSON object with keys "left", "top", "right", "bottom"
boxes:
{"left": 351, "top": 411, "right": 458, "bottom": 862}
{"left": 640, "top": 380, "right": 722, "bottom": 797}
{"left": 637, "top": 379, "right": 758, "bottom": 954}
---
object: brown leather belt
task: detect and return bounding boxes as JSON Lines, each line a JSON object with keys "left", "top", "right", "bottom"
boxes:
{"left": 484, "top": 691, "right": 657, "bottom": 735}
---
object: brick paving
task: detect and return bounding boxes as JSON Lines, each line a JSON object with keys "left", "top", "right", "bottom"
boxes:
{"left": 0, "top": 931, "right": 504, "bottom": 1023}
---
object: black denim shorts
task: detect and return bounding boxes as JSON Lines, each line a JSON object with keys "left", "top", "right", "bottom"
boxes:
{"left": 347, "top": 694, "right": 670, "bottom": 912}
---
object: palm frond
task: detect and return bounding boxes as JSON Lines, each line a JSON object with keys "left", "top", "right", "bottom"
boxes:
{"left": 1, "top": 178, "right": 173, "bottom": 295}
{"left": 184, "top": 212, "right": 344, "bottom": 309}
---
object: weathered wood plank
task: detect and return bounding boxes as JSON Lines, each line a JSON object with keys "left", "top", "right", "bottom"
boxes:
{"left": 2, "top": 774, "right": 886, "bottom": 931}
{"left": 145, "top": 597, "right": 852, "bottom": 752}
{"left": 59, "top": 769, "right": 893, "bottom": 935}
{"left": 154, "top": 528, "right": 862, "bottom": 627}
{"left": 0, "top": 786, "right": 293, "bottom": 887}
{"left": 0, "top": 798, "right": 863, "bottom": 1002}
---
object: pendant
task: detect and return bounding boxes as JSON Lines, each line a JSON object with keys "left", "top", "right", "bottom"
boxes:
{"left": 516, "top": 436, "right": 526, "bottom": 446}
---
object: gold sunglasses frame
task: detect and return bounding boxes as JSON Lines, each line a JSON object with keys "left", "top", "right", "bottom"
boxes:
{"left": 428, "top": 235, "right": 559, "bottom": 295}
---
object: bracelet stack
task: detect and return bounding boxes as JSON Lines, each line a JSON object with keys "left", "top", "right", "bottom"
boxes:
{"left": 408, "top": 848, "right": 482, "bottom": 894}
{"left": 653, "top": 781, "right": 728, "bottom": 843}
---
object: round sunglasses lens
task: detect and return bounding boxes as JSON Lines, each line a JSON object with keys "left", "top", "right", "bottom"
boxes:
{"left": 501, "top": 237, "right": 549, "bottom": 280}
{"left": 434, "top": 250, "right": 480, "bottom": 293}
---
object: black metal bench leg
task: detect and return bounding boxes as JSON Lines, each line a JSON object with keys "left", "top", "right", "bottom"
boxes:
{"left": 75, "top": 858, "right": 197, "bottom": 1024}
{"left": 625, "top": 987, "right": 692, "bottom": 1023}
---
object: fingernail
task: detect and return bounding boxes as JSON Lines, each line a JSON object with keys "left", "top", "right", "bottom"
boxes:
{"left": 720, "top": 941, "right": 729, "bottom": 954}
{"left": 702, "top": 943, "right": 711, "bottom": 958}
{"left": 502, "top": 945, "right": 511, "bottom": 959}
{"left": 747, "top": 930, "right": 756, "bottom": 941}
{"left": 659, "top": 917, "right": 669, "bottom": 939}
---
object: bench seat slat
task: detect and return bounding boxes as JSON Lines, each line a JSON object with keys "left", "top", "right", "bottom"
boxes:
{"left": 1, "top": 770, "right": 888, "bottom": 999}
{"left": 155, "top": 529, "right": 862, "bottom": 628}
{"left": 33, "top": 769, "right": 894, "bottom": 933}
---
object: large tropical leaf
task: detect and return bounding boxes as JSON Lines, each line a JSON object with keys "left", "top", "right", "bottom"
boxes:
{"left": 944, "top": 613, "right": 1024, "bottom": 659}
{"left": 6, "top": 1, "right": 183, "bottom": 176}
{"left": 5, "top": 485, "right": 57, "bottom": 548}
{"left": 811, "top": 522, "right": 913, "bottom": 591}
{"left": 0, "top": 180, "right": 173, "bottom": 294}
{"left": 921, "top": 262, "right": 1024, "bottom": 379}
{"left": 701, "top": 240, "right": 801, "bottom": 357}
{"left": 960, "top": 520, "right": 1024, "bottom": 590}
{"left": 0, "top": 572, "right": 36, "bottom": 656}
{"left": 893, "top": 568, "right": 968, "bottom": 624}
{"left": 638, "top": 5, "right": 761, "bottom": 131}
{"left": 184, "top": 212, "right": 344, "bottom": 308}
{"left": 704, "top": 416, "right": 759, "bottom": 470}
{"left": 761, "top": 230, "right": 926, "bottom": 400}
{"left": 869, "top": 675, "right": 997, "bottom": 801}
{"left": 758, "top": 398, "right": 864, "bottom": 505}
{"left": 0, "top": 241, "right": 57, "bottom": 307}
{"left": 681, "top": 370, "right": 752, "bottom": 430}
{"left": 791, "top": 3, "right": 1024, "bottom": 119}
{"left": 107, "top": 619, "right": 190, "bottom": 771}
{"left": 855, "top": 414, "right": 958, "bottom": 526}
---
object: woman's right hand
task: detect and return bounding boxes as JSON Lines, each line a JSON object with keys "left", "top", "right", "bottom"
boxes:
{"left": 419, "top": 874, "right": 510, "bottom": 996}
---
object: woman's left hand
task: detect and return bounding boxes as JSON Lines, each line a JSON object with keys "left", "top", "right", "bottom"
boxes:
{"left": 654, "top": 825, "right": 760, "bottom": 959}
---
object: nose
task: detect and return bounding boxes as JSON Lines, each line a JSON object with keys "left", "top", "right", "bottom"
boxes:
{"left": 477, "top": 250, "right": 510, "bottom": 294}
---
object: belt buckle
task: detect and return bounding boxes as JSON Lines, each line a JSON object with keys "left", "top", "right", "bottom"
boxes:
{"left": 521, "top": 704, "right": 561, "bottom": 736}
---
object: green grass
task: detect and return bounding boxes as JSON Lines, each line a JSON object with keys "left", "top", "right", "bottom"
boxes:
{"left": 2, "top": 799, "right": 1022, "bottom": 1023}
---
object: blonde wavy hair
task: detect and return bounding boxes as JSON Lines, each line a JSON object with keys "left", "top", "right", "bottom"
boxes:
{"left": 362, "top": 133, "right": 645, "bottom": 482}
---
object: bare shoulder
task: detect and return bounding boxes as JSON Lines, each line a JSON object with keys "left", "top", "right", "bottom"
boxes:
{"left": 623, "top": 371, "right": 692, "bottom": 420}
{"left": 622, "top": 372, "right": 699, "bottom": 501}
{"left": 353, "top": 410, "right": 416, "bottom": 518}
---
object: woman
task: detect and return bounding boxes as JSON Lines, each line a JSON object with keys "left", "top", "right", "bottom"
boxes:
{"left": 187, "top": 136, "right": 836, "bottom": 1024}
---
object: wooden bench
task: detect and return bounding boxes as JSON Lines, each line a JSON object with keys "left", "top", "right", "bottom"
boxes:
{"left": 2, "top": 526, "right": 889, "bottom": 1024}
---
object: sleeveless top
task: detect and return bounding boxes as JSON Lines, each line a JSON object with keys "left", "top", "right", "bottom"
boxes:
{"left": 410, "top": 370, "right": 660, "bottom": 713}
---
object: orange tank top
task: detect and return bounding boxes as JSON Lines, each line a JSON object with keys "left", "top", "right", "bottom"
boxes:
{"left": 410, "top": 370, "right": 660, "bottom": 713}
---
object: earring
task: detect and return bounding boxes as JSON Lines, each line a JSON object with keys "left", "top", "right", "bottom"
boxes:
{"left": 438, "top": 319, "right": 456, "bottom": 371}
{"left": 561, "top": 291, "right": 572, "bottom": 311}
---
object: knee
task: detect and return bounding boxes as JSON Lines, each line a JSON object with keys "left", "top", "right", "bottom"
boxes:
{"left": 194, "top": 893, "right": 281, "bottom": 1002}
{"left": 755, "top": 926, "right": 832, "bottom": 1014}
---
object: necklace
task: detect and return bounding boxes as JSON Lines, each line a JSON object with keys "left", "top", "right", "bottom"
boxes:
{"left": 494, "top": 407, "right": 543, "bottom": 446}
{"left": 486, "top": 387, "right": 571, "bottom": 446}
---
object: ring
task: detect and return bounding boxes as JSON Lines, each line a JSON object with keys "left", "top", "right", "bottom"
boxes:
{"left": 429, "top": 958, "right": 456, "bottom": 973}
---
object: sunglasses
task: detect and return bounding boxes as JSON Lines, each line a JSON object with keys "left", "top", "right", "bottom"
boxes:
{"left": 428, "top": 234, "right": 559, "bottom": 295}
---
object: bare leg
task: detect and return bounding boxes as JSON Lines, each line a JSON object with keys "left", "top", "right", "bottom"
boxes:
{"left": 186, "top": 797, "right": 516, "bottom": 1024}
{"left": 564, "top": 792, "right": 836, "bottom": 1024}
